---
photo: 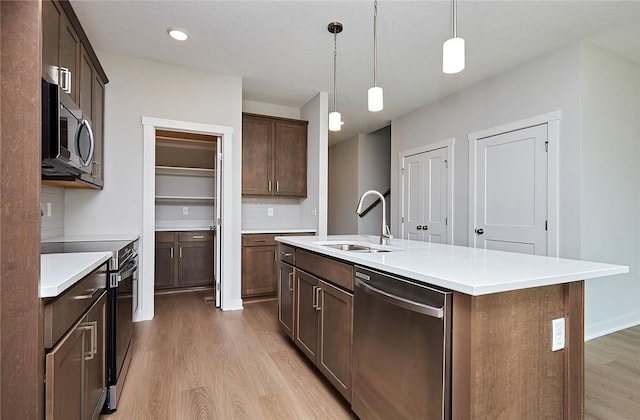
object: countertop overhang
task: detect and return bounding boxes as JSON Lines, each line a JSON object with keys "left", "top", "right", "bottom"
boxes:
{"left": 41, "top": 252, "right": 112, "bottom": 298}
{"left": 275, "top": 235, "right": 629, "bottom": 296}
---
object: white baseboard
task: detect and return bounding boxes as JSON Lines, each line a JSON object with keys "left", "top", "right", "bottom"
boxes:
{"left": 222, "top": 299, "right": 244, "bottom": 311}
{"left": 585, "top": 314, "right": 640, "bottom": 341}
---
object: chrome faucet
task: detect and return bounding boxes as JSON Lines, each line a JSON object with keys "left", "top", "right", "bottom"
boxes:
{"left": 356, "top": 190, "right": 392, "bottom": 245}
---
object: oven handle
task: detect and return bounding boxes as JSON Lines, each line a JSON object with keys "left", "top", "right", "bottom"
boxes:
{"left": 355, "top": 277, "right": 444, "bottom": 319}
{"left": 110, "top": 258, "right": 138, "bottom": 287}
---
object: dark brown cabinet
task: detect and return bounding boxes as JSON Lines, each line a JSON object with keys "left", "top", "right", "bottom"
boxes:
{"left": 91, "top": 74, "right": 105, "bottom": 186}
{"left": 277, "top": 259, "right": 295, "bottom": 339}
{"left": 59, "top": 11, "right": 80, "bottom": 105}
{"left": 242, "top": 113, "right": 308, "bottom": 198}
{"left": 282, "top": 248, "right": 354, "bottom": 402}
{"left": 42, "top": 0, "right": 61, "bottom": 85}
{"left": 241, "top": 234, "right": 278, "bottom": 298}
{"left": 154, "top": 231, "right": 214, "bottom": 290}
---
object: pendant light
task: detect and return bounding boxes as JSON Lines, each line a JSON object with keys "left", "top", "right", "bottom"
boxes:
{"left": 368, "top": 0, "right": 383, "bottom": 112}
{"left": 328, "top": 22, "right": 343, "bottom": 131}
{"left": 442, "top": 0, "right": 465, "bottom": 74}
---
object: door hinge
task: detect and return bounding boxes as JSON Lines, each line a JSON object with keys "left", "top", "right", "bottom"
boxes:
{"left": 444, "top": 159, "right": 448, "bottom": 169}
{"left": 545, "top": 141, "right": 549, "bottom": 152}
{"left": 217, "top": 217, "right": 221, "bottom": 225}
{"left": 445, "top": 217, "right": 448, "bottom": 226}
{"left": 545, "top": 220, "right": 548, "bottom": 231}
{"left": 401, "top": 216, "right": 404, "bottom": 223}
{"left": 218, "top": 152, "right": 222, "bottom": 162}
{"left": 401, "top": 168, "right": 405, "bottom": 175}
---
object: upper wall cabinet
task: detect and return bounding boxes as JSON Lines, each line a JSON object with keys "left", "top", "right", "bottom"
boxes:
{"left": 242, "top": 113, "right": 308, "bottom": 198}
{"left": 41, "top": 0, "right": 109, "bottom": 190}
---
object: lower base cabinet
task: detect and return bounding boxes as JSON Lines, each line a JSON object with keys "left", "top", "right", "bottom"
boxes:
{"left": 277, "top": 260, "right": 295, "bottom": 338}
{"left": 154, "top": 230, "right": 214, "bottom": 290}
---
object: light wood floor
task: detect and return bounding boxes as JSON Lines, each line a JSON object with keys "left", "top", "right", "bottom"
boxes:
{"left": 585, "top": 325, "right": 640, "bottom": 420}
{"left": 102, "top": 291, "right": 639, "bottom": 420}
{"left": 101, "top": 290, "right": 354, "bottom": 420}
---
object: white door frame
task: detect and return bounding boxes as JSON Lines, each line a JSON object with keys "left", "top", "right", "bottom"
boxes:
{"left": 399, "top": 138, "right": 455, "bottom": 244}
{"left": 468, "top": 111, "right": 561, "bottom": 257}
{"left": 139, "top": 116, "right": 238, "bottom": 322}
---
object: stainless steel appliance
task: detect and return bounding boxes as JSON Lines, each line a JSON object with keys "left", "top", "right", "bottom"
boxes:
{"left": 42, "top": 78, "right": 95, "bottom": 177}
{"left": 352, "top": 266, "right": 452, "bottom": 420}
{"left": 41, "top": 238, "right": 138, "bottom": 414}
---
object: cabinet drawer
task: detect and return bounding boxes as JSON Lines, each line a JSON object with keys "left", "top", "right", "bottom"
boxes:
{"left": 278, "top": 244, "right": 296, "bottom": 265}
{"left": 44, "top": 266, "right": 107, "bottom": 349}
{"left": 297, "top": 250, "right": 354, "bottom": 292}
{"left": 155, "top": 231, "right": 176, "bottom": 243}
{"left": 242, "top": 234, "right": 277, "bottom": 247}
{"left": 178, "top": 231, "right": 214, "bottom": 242}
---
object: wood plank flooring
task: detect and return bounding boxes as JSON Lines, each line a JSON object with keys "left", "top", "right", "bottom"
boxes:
{"left": 102, "top": 291, "right": 639, "bottom": 420}
{"left": 585, "top": 325, "right": 640, "bottom": 420}
{"left": 101, "top": 291, "right": 354, "bottom": 420}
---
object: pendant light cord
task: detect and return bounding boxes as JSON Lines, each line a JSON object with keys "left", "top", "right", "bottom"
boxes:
{"left": 452, "top": 0, "right": 457, "bottom": 38}
{"left": 373, "top": 0, "right": 378, "bottom": 87}
{"left": 333, "top": 30, "right": 337, "bottom": 112}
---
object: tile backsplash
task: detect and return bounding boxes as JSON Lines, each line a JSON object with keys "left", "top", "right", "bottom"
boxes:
{"left": 41, "top": 185, "right": 64, "bottom": 240}
{"left": 242, "top": 198, "right": 301, "bottom": 229}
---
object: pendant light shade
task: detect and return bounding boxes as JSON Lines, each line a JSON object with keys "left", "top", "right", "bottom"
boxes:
{"left": 328, "top": 22, "right": 344, "bottom": 132}
{"left": 368, "top": 0, "right": 383, "bottom": 112}
{"left": 329, "top": 111, "right": 342, "bottom": 131}
{"left": 443, "top": 0, "right": 465, "bottom": 74}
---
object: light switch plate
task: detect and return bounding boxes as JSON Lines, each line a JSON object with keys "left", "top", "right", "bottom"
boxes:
{"left": 552, "top": 318, "right": 565, "bottom": 351}
{"left": 267, "top": 207, "right": 274, "bottom": 216}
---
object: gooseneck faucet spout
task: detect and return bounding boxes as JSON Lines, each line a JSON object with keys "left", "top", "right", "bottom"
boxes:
{"left": 356, "top": 190, "right": 392, "bottom": 245}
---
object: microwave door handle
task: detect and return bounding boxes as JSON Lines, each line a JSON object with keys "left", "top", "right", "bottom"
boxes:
{"left": 79, "top": 119, "right": 95, "bottom": 167}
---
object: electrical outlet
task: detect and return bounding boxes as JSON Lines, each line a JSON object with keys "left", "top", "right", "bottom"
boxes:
{"left": 552, "top": 318, "right": 565, "bottom": 351}
{"left": 182, "top": 207, "right": 189, "bottom": 215}
{"left": 46, "top": 202, "right": 52, "bottom": 217}
{"left": 312, "top": 207, "right": 317, "bottom": 216}
{"left": 267, "top": 207, "right": 274, "bottom": 216}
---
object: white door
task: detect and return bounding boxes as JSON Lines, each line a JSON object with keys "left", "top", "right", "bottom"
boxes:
{"left": 472, "top": 124, "right": 548, "bottom": 255}
{"left": 402, "top": 147, "right": 448, "bottom": 243}
{"left": 214, "top": 138, "right": 222, "bottom": 307}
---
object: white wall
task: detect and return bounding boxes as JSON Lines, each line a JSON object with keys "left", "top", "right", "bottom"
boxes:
{"left": 64, "top": 52, "right": 243, "bottom": 317}
{"left": 40, "top": 185, "right": 64, "bottom": 240}
{"left": 328, "top": 136, "right": 359, "bottom": 234}
{"left": 391, "top": 43, "right": 582, "bottom": 258}
{"left": 580, "top": 43, "right": 640, "bottom": 339}
{"left": 358, "top": 127, "right": 391, "bottom": 235}
{"left": 242, "top": 99, "right": 300, "bottom": 120}
{"left": 300, "top": 92, "right": 329, "bottom": 235}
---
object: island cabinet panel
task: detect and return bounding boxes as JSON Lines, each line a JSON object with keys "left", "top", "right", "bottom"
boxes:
{"left": 451, "top": 282, "right": 584, "bottom": 420}
{"left": 297, "top": 250, "right": 354, "bottom": 291}
{"left": 277, "top": 260, "right": 295, "bottom": 339}
{"left": 294, "top": 270, "right": 320, "bottom": 360}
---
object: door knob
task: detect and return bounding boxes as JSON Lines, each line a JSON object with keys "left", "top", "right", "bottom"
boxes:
{"left": 475, "top": 228, "right": 484, "bottom": 235}
{"left": 422, "top": 225, "right": 429, "bottom": 230}
{"left": 416, "top": 226, "right": 422, "bottom": 230}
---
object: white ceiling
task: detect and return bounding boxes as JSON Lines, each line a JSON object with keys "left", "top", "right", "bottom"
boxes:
{"left": 71, "top": 0, "right": 640, "bottom": 145}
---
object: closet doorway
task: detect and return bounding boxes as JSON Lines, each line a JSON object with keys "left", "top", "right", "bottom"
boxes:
{"left": 153, "top": 130, "right": 221, "bottom": 307}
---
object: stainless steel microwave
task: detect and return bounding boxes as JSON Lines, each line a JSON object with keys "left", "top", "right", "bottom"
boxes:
{"left": 42, "top": 79, "right": 95, "bottom": 176}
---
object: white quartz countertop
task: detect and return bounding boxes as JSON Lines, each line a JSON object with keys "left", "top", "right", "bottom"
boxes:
{"left": 42, "top": 234, "right": 140, "bottom": 243}
{"left": 242, "top": 228, "right": 317, "bottom": 234}
{"left": 41, "top": 252, "right": 112, "bottom": 298}
{"left": 276, "top": 235, "right": 629, "bottom": 296}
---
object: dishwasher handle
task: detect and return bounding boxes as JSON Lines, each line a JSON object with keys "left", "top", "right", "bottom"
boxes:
{"left": 355, "top": 277, "right": 444, "bottom": 319}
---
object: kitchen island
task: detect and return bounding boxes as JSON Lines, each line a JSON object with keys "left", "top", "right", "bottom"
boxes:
{"left": 275, "top": 235, "right": 628, "bottom": 419}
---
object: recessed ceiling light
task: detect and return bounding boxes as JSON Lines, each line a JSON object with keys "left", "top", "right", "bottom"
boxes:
{"left": 167, "top": 28, "right": 189, "bottom": 41}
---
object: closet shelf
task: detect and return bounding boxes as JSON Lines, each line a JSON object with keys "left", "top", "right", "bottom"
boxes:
{"left": 155, "top": 166, "right": 215, "bottom": 177}
{"left": 155, "top": 196, "right": 216, "bottom": 203}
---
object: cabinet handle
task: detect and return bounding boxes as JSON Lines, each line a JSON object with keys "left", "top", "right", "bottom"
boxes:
{"left": 170, "top": 247, "right": 174, "bottom": 258}
{"left": 74, "top": 288, "right": 100, "bottom": 300}
{"left": 312, "top": 286, "right": 317, "bottom": 309}
{"left": 59, "top": 67, "right": 71, "bottom": 94}
{"left": 276, "top": 181, "right": 280, "bottom": 192}
{"left": 192, "top": 235, "right": 205, "bottom": 239}
{"left": 280, "top": 251, "right": 292, "bottom": 257}
{"left": 179, "top": 247, "right": 183, "bottom": 258}
{"left": 315, "top": 287, "right": 322, "bottom": 311}
{"left": 254, "top": 239, "right": 267, "bottom": 243}
{"left": 288, "top": 272, "right": 293, "bottom": 291}
{"left": 268, "top": 180, "right": 272, "bottom": 192}
{"left": 80, "top": 321, "right": 98, "bottom": 361}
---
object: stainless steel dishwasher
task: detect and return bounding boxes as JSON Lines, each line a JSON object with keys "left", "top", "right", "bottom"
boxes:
{"left": 352, "top": 266, "right": 452, "bottom": 420}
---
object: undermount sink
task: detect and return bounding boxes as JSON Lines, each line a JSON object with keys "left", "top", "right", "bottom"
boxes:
{"left": 319, "top": 241, "right": 401, "bottom": 253}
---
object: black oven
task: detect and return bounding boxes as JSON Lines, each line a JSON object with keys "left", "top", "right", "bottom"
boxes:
{"left": 42, "top": 78, "right": 95, "bottom": 176}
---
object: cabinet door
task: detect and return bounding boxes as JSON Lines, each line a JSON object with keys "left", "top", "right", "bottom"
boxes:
{"left": 155, "top": 242, "right": 175, "bottom": 289}
{"left": 274, "top": 121, "right": 307, "bottom": 197}
{"left": 318, "top": 280, "right": 353, "bottom": 402}
{"left": 242, "top": 116, "right": 273, "bottom": 195}
{"left": 84, "top": 293, "right": 106, "bottom": 420}
{"left": 178, "top": 242, "right": 214, "bottom": 287}
{"left": 91, "top": 74, "right": 105, "bottom": 185}
{"left": 79, "top": 47, "right": 93, "bottom": 119}
{"left": 294, "top": 270, "right": 320, "bottom": 361}
{"left": 42, "top": 0, "right": 61, "bottom": 84}
{"left": 241, "top": 245, "right": 277, "bottom": 297}
{"left": 45, "top": 324, "right": 84, "bottom": 420}
{"left": 59, "top": 13, "right": 80, "bottom": 105}
{"left": 278, "top": 262, "right": 295, "bottom": 338}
